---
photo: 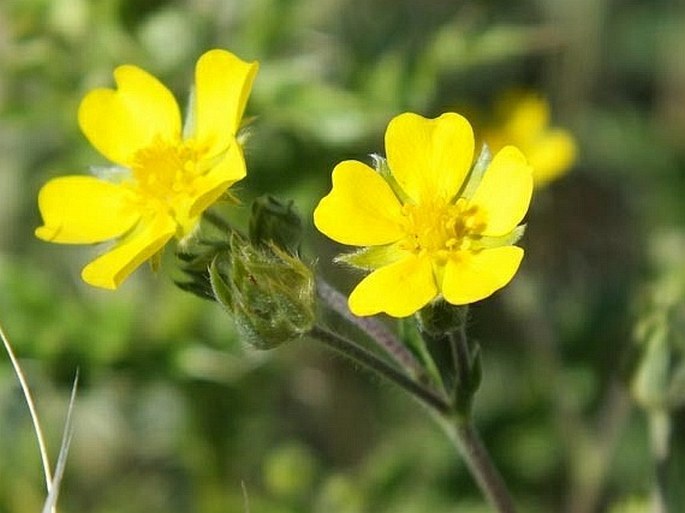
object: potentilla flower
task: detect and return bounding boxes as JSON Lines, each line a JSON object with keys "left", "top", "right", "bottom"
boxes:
{"left": 35, "top": 49, "right": 258, "bottom": 289}
{"left": 482, "top": 91, "right": 576, "bottom": 188}
{"left": 314, "top": 112, "right": 533, "bottom": 317}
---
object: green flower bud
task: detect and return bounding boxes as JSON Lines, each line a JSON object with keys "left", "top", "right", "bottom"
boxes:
{"left": 209, "top": 234, "right": 316, "bottom": 350}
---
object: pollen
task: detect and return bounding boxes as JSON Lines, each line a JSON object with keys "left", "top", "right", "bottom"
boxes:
{"left": 400, "top": 198, "right": 487, "bottom": 260}
{"left": 128, "top": 137, "right": 209, "bottom": 215}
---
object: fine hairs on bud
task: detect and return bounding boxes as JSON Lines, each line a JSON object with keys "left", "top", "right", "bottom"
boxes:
{"left": 209, "top": 235, "right": 316, "bottom": 350}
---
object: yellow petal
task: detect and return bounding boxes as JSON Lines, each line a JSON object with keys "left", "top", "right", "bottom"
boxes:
{"left": 314, "top": 160, "right": 404, "bottom": 246}
{"left": 193, "top": 49, "right": 259, "bottom": 157}
{"left": 35, "top": 176, "right": 139, "bottom": 244}
{"left": 348, "top": 254, "right": 438, "bottom": 317}
{"left": 480, "top": 128, "right": 508, "bottom": 155}
{"left": 441, "top": 246, "right": 523, "bottom": 305}
{"left": 527, "top": 129, "right": 577, "bottom": 188}
{"left": 192, "top": 140, "right": 246, "bottom": 215}
{"left": 78, "top": 65, "right": 181, "bottom": 166}
{"left": 471, "top": 146, "right": 533, "bottom": 237}
{"left": 385, "top": 112, "right": 474, "bottom": 202}
{"left": 498, "top": 92, "right": 549, "bottom": 141}
{"left": 81, "top": 215, "right": 176, "bottom": 289}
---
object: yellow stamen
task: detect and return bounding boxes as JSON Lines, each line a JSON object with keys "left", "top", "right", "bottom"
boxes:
{"left": 126, "top": 137, "right": 210, "bottom": 219}
{"left": 400, "top": 198, "right": 488, "bottom": 263}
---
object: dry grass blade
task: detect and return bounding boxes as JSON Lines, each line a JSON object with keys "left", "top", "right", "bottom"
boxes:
{"left": 1, "top": 321, "right": 79, "bottom": 513}
{"left": 0, "top": 322, "right": 53, "bottom": 492}
{"left": 41, "top": 371, "right": 79, "bottom": 513}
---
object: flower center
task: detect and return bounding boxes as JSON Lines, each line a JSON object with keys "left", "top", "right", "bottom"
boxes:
{"left": 400, "top": 198, "right": 487, "bottom": 262}
{"left": 127, "top": 137, "right": 209, "bottom": 216}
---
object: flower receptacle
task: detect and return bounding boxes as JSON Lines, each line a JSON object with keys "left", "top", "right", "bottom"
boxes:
{"left": 417, "top": 299, "right": 468, "bottom": 336}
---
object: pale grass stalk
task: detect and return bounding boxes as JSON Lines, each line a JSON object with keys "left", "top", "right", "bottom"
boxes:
{"left": 0, "top": 322, "right": 54, "bottom": 492}
{"left": 1, "top": 321, "right": 78, "bottom": 513}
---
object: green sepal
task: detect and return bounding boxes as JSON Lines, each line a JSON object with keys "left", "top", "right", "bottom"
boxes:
{"left": 209, "top": 255, "right": 234, "bottom": 312}
{"left": 459, "top": 143, "right": 492, "bottom": 200}
{"left": 371, "top": 154, "right": 411, "bottom": 204}
{"left": 477, "top": 224, "right": 526, "bottom": 250}
{"left": 173, "top": 206, "right": 236, "bottom": 299}
{"left": 182, "top": 86, "right": 197, "bottom": 140}
{"left": 335, "top": 244, "right": 405, "bottom": 270}
{"left": 417, "top": 299, "right": 468, "bottom": 336}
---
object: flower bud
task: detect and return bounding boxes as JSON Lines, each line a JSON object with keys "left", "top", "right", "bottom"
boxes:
{"left": 210, "top": 234, "right": 316, "bottom": 350}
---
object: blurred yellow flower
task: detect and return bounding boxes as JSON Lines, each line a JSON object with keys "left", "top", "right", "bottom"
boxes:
{"left": 36, "top": 49, "right": 258, "bottom": 289}
{"left": 314, "top": 112, "right": 533, "bottom": 317}
{"left": 483, "top": 91, "right": 576, "bottom": 188}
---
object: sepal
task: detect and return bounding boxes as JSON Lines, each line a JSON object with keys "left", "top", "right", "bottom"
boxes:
{"left": 335, "top": 243, "right": 405, "bottom": 270}
{"left": 249, "top": 195, "right": 303, "bottom": 254}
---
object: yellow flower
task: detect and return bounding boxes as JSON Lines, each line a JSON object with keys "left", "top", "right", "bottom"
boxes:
{"left": 314, "top": 112, "right": 533, "bottom": 318}
{"left": 35, "top": 49, "right": 258, "bottom": 289}
{"left": 483, "top": 91, "right": 576, "bottom": 188}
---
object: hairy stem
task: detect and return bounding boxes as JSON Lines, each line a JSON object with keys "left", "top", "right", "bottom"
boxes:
{"left": 317, "top": 280, "right": 424, "bottom": 378}
{"left": 309, "top": 325, "right": 450, "bottom": 414}
{"left": 450, "top": 321, "right": 472, "bottom": 395}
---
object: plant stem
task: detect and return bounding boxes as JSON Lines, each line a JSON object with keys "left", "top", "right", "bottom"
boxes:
{"left": 437, "top": 416, "right": 518, "bottom": 513}
{"left": 312, "top": 298, "right": 516, "bottom": 513}
{"left": 442, "top": 317, "right": 515, "bottom": 513}
{"left": 309, "top": 325, "right": 450, "bottom": 414}
{"left": 316, "top": 280, "right": 424, "bottom": 378}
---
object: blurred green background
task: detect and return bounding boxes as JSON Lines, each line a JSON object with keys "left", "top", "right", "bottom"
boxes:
{"left": 1, "top": 0, "right": 685, "bottom": 512}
